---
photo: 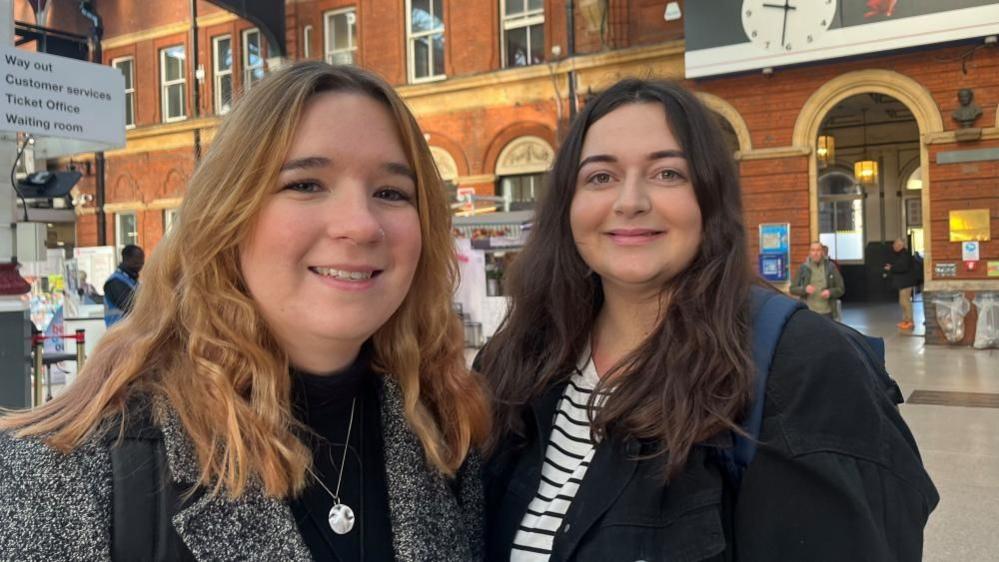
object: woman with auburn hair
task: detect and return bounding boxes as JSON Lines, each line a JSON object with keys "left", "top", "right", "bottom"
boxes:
{"left": 0, "top": 61, "right": 489, "bottom": 561}
{"left": 478, "top": 79, "right": 937, "bottom": 561}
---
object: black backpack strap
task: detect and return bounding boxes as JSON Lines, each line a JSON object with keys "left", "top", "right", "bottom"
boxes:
{"left": 110, "top": 411, "right": 197, "bottom": 562}
{"left": 719, "top": 286, "right": 804, "bottom": 486}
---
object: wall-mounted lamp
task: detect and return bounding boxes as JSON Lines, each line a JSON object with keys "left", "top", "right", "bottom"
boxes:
{"left": 816, "top": 135, "right": 835, "bottom": 167}
{"left": 854, "top": 160, "right": 879, "bottom": 185}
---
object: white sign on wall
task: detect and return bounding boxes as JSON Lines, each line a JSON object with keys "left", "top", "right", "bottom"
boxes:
{"left": 1, "top": 46, "right": 125, "bottom": 151}
{"left": 963, "top": 241, "right": 980, "bottom": 262}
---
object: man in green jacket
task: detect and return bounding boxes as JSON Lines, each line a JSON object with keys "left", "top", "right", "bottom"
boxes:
{"left": 790, "top": 241, "right": 846, "bottom": 319}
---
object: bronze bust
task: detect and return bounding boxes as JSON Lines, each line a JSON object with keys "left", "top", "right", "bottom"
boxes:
{"left": 952, "top": 88, "right": 982, "bottom": 129}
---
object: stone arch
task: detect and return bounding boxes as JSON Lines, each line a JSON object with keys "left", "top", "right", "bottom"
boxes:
{"left": 483, "top": 122, "right": 557, "bottom": 176}
{"left": 792, "top": 70, "right": 943, "bottom": 258}
{"left": 429, "top": 146, "right": 460, "bottom": 182}
{"left": 495, "top": 135, "right": 555, "bottom": 176}
{"left": 697, "top": 92, "right": 753, "bottom": 154}
{"left": 161, "top": 168, "right": 188, "bottom": 199}
{"left": 111, "top": 173, "right": 140, "bottom": 203}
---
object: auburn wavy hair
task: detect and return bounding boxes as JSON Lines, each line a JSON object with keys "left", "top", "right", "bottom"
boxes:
{"left": 1, "top": 62, "right": 490, "bottom": 498}
{"left": 479, "top": 79, "right": 755, "bottom": 479}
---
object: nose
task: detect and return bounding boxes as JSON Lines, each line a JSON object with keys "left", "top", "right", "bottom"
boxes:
{"left": 328, "top": 187, "right": 385, "bottom": 245}
{"left": 612, "top": 174, "right": 651, "bottom": 218}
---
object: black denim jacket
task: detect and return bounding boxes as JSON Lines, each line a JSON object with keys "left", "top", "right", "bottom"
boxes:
{"left": 484, "top": 311, "right": 939, "bottom": 562}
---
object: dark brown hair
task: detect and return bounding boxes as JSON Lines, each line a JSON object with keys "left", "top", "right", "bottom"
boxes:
{"left": 479, "top": 78, "right": 755, "bottom": 478}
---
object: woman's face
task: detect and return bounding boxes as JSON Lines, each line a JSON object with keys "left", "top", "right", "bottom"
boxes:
{"left": 570, "top": 102, "right": 703, "bottom": 299}
{"left": 240, "top": 92, "right": 422, "bottom": 373}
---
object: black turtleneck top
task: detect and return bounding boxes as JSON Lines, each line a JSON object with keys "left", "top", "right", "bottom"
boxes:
{"left": 289, "top": 346, "right": 394, "bottom": 562}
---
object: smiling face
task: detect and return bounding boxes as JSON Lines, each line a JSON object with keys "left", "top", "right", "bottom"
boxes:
{"left": 569, "top": 102, "right": 703, "bottom": 299}
{"left": 239, "top": 92, "right": 422, "bottom": 373}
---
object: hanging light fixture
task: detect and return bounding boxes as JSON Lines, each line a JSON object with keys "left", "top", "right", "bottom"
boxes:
{"left": 816, "top": 135, "right": 835, "bottom": 167}
{"left": 854, "top": 108, "right": 878, "bottom": 185}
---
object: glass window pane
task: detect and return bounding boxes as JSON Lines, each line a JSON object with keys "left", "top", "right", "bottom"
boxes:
{"left": 350, "top": 13, "right": 357, "bottom": 47}
{"left": 412, "top": 0, "right": 431, "bottom": 32}
{"left": 506, "top": 0, "right": 525, "bottom": 16}
{"left": 414, "top": 36, "right": 429, "bottom": 78}
{"left": 117, "top": 60, "right": 132, "bottom": 89}
{"left": 168, "top": 84, "right": 184, "bottom": 118}
{"left": 219, "top": 75, "right": 232, "bottom": 112}
{"left": 166, "top": 47, "right": 184, "bottom": 80}
{"left": 331, "top": 51, "right": 354, "bottom": 65}
{"left": 432, "top": 33, "right": 445, "bottom": 76}
{"left": 432, "top": 0, "right": 443, "bottom": 24}
{"left": 334, "top": 14, "right": 349, "bottom": 50}
{"left": 124, "top": 93, "right": 134, "bottom": 126}
{"left": 528, "top": 0, "right": 543, "bottom": 11}
{"left": 216, "top": 38, "right": 232, "bottom": 71}
{"left": 529, "top": 24, "right": 544, "bottom": 64}
{"left": 506, "top": 27, "right": 528, "bottom": 67}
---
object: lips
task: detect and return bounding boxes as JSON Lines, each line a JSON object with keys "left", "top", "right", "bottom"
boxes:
{"left": 605, "top": 228, "right": 665, "bottom": 245}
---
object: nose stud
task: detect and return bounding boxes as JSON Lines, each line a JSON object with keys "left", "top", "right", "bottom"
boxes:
{"left": 378, "top": 228, "right": 386, "bottom": 241}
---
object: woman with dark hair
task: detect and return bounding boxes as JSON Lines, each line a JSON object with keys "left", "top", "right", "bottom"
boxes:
{"left": 478, "top": 79, "right": 937, "bottom": 561}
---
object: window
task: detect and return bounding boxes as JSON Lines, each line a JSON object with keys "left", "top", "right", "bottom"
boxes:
{"left": 497, "top": 173, "right": 544, "bottom": 211}
{"left": 303, "top": 25, "right": 313, "bottom": 59}
{"left": 212, "top": 35, "right": 233, "bottom": 115}
{"left": 115, "top": 212, "right": 138, "bottom": 259}
{"left": 164, "top": 208, "right": 180, "bottom": 233}
{"left": 407, "top": 0, "right": 445, "bottom": 82}
{"left": 501, "top": 0, "right": 544, "bottom": 68}
{"left": 818, "top": 169, "right": 865, "bottom": 262}
{"left": 325, "top": 9, "right": 358, "bottom": 65}
{"left": 112, "top": 57, "right": 135, "bottom": 128}
{"left": 243, "top": 28, "right": 265, "bottom": 89}
{"left": 159, "top": 46, "right": 186, "bottom": 122}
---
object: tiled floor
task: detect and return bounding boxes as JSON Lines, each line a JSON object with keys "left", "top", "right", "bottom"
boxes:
{"left": 841, "top": 298, "right": 999, "bottom": 561}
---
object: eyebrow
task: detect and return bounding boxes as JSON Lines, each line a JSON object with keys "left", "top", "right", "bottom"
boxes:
{"left": 279, "top": 157, "right": 417, "bottom": 182}
{"left": 577, "top": 149, "right": 687, "bottom": 172}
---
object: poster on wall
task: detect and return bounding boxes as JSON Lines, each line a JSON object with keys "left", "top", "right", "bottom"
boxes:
{"left": 74, "top": 246, "right": 116, "bottom": 296}
{"left": 759, "top": 223, "right": 790, "bottom": 282}
{"left": 684, "top": 1, "right": 999, "bottom": 78}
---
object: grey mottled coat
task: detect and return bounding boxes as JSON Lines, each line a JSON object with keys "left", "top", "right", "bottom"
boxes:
{"left": 0, "top": 378, "right": 483, "bottom": 561}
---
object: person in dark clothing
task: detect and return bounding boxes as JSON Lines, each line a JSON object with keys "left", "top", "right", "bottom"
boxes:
{"left": 103, "top": 244, "right": 144, "bottom": 326}
{"left": 0, "top": 62, "right": 490, "bottom": 561}
{"left": 476, "top": 79, "right": 937, "bottom": 561}
{"left": 885, "top": 238, "right": 919, "bottom": 330}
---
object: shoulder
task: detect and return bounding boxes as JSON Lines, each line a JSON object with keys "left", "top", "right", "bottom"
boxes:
{"left": 763, "top": 311, "right": 895, "bottom": 461}
{"left": 0, "top": 430, "right": 113, "bottom": 559}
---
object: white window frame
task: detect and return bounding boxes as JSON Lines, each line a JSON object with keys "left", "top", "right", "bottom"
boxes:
{"left": 242, "top": 28, "right": 265, "bottom": 90}
{"left": 112, "top": 56, "right": 136, "bottom": 128}
{"left": 163, "top": 208, "right": 180, "bottom": 233}
{"left": 324, "top": 8, "right": 358, "bottom": 65}
{"left": 115, "top": 212, "right": 139, "bottom": 261}
{"left": 406, "top": 0, "right": 446, "bottom": 84}
{"left": 500, "top": 0, "right": 545, "bottom": 68}
{"left": 212, "top": 35, "right": 233, "bottom": 115}
{"left": 159, "top": 46, "right": 187, "bottom": 123}
{"left": 303, "top": 25, "right": 313, "bottom": 58}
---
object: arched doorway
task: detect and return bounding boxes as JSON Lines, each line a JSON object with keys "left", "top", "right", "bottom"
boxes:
{"left": 494, "top": 135, "right": 554, "bottom": 211}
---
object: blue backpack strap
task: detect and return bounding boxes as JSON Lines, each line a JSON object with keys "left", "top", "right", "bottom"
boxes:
{"left": 721, "top": 286, "right": 804, "bottom": 486}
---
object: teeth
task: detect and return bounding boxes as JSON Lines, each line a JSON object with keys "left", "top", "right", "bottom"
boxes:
{"left": 313, "top": 267, "right": 374, "bottom": 280}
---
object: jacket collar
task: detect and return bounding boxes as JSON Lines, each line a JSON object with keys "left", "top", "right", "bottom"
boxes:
{"left": 155, "top": 376, "right": 479, "bottom": 562}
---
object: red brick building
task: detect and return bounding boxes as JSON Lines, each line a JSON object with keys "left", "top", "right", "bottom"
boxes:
{"left": 16, "top": 0, "right": 999, "bottom": 343}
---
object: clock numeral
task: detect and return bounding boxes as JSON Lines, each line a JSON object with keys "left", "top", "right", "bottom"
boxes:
{"left": 807, "top": 35, "right": 813, "bottom": 43}
{"left": 785, "top": 43, "right": 792, "bottom": 51}
{"left": 765, "top": 41, "right": 771, "bottom": 49}
{"left": 752, "top": 30, "right": 758, "bottom": 38}
{"left": 821, "top": 19, "right": 827, "bottom": 26}
{"left": 746, "top": 9, "right": 752, "bottom": 17}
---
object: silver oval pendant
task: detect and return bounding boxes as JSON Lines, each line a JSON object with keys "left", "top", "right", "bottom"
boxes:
{"left": 328, "top": 503, "right": 355, "bottom": 535}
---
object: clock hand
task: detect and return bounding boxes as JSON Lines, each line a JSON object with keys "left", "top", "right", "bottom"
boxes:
{"left": 780, "top": 0, "right": 793, "bottom": 48}
{"left": 762, "top": 3, "right": 796, "bottom": 8}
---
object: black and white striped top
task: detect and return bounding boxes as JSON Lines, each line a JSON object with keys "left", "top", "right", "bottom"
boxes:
{"left": 510, "top": 354, "right": 603, "bottom": 561}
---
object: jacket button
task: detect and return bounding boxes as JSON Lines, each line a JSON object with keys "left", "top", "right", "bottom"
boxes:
{"left": 562, "top": 523, "right": 571, "bottom": 533}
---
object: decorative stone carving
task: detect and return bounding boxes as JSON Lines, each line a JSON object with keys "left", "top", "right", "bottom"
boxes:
{"left": 429, "top": 147, "right": 459, "bottom": 181}
{"left": 496, "top": 136, "right": 554, "bottom": 175}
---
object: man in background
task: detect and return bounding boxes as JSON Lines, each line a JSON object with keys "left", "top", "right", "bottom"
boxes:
{"left": 791, "top": 241, "right": 845, "bottom": 320}
{"left": 104, "top": 245, "right": 144, "bottom": 327}
{"left": 884, "top": 239, "right": 917, "bottom": 331}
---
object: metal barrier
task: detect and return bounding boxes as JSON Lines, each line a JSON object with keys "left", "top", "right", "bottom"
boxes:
{"left": 31, "top": 330, "right": 86, "bottom": 406}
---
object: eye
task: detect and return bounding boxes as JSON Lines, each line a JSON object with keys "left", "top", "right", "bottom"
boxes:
{"left": 587, "top": 172, "right": 613, "bottom": 185}
{"left": 655, "top": 169, "right": 686, "bottom": 182}
{"left": 374, "top": 187, "right": 414, "bottom": 203}
{"left": 281, "top": 181, "right": 322, "bottom": 194}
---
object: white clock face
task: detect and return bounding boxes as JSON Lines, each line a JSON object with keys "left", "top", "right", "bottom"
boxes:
{"left": 742, "top": 0, "right": 838, "bottom": 53}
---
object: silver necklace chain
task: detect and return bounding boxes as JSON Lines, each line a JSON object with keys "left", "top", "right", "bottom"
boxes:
{"left": 305, "top": 397, "right": 357, "bottom": 534}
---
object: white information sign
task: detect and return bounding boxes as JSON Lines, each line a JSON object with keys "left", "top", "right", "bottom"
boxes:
{"left": 1, "top": 46, "right": 125, "bottom": 150}
{"left": 74, "top": 246, "right": 117, "bottom": 296}
{"left": 962, "top": 241, "right": 980, "bottom": 262}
